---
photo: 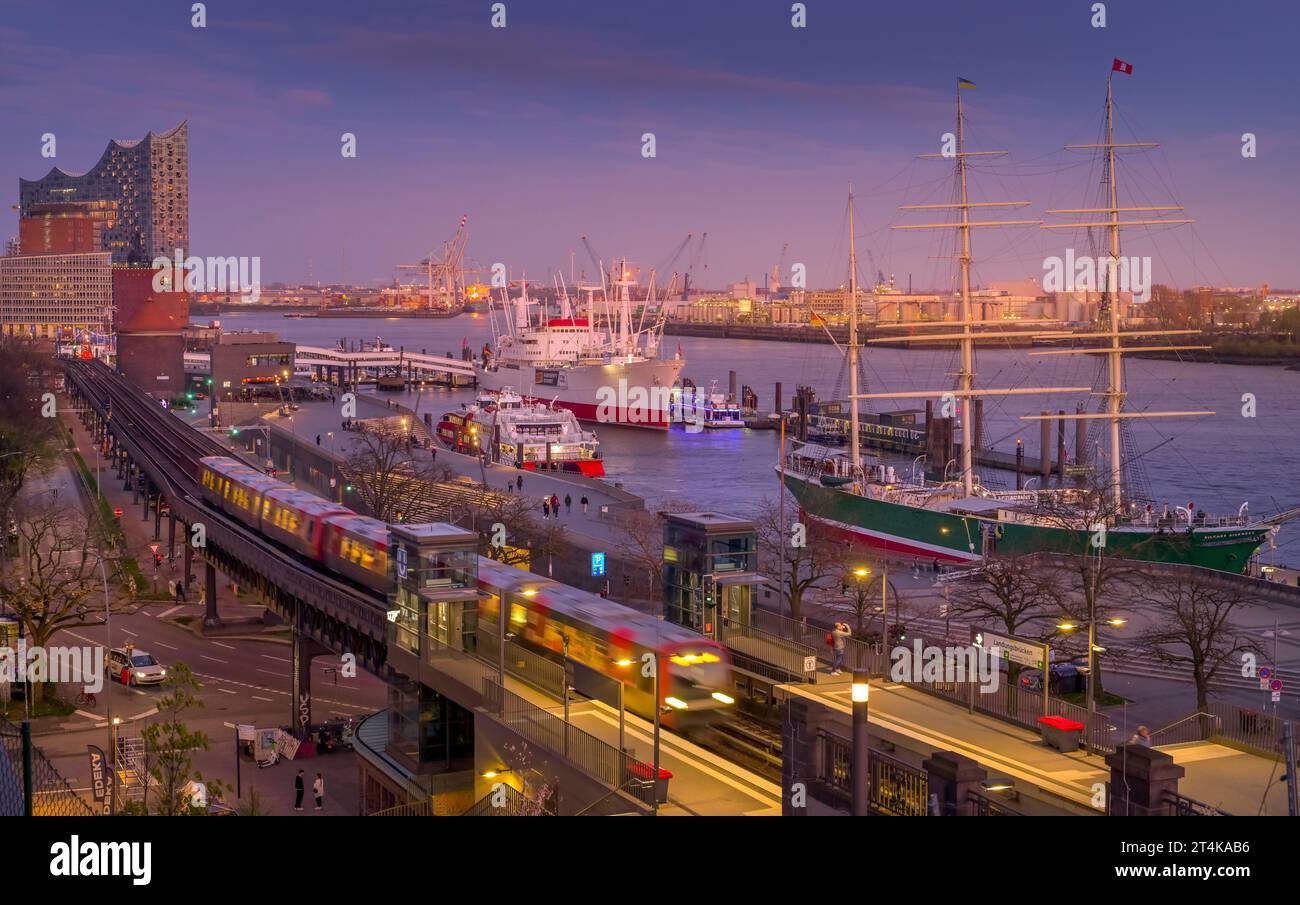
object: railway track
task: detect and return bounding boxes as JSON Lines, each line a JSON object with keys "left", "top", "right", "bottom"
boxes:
{"left": 707, "top": 714, "right": 783, "bottom": 781}
{"left": 65, "top": 360, "right": 388, "bottom": 616}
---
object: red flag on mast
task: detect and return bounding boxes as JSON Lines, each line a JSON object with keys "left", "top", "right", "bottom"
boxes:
{"left": 1112, "top": 58, "right": 1133, "bottom": 75}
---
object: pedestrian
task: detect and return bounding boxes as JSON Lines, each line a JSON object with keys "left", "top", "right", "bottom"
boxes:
{"left": 313, "top": 773, "right": 325, "bottom": 810}
{"left": 542, "top": 499, "right": 550, "bottom": 519}
{"left": 550, "top": 494, "right": 559, "bottom": 517}
{"left": 516, "top": 474, "right": 523, "bottom": 492}
{"left": 1128, "top": 726, "right": 1152, "bottom": 747}
{"left": 294, "top": 769, "right": 305, "bottom": 810}
{"left": 830, "top": 622, "right": 850, "bottom": 676}
{"left": 316, "top": 434, "right": 321, "bottom": 446}
{"left": 580, "top": 495, "right": 588, "bottom": 513}
{"left": 175, "top": 579, "right": 185, "bottom": 604}
{"left": 564, "top": 493, "right": 572, "bottom": 514}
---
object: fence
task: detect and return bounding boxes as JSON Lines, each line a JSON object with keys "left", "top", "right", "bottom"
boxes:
{"left": 820, "top": 731, "right": 929, "bottom": 816}
{"left": 1208, "top": 701, "right": 1297, "bottom": 760}
{"left": 481, "top": 677, "right": 654, "bottom": 810}
{"left": 0, "top": 718, "right": 97, "bottom": 816}
{"left": 476, "top": 619, "right": 565, "bottom": 698}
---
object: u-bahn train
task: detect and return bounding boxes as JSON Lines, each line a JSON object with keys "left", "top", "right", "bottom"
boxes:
{"left": 476, "top": 559, "right": 733, "bottom": 729}
{"left": 196, "top": 457, "right": 734, "bottom": 727}
{"left": 198, "top": 456, "right": 390, "bottom": 590}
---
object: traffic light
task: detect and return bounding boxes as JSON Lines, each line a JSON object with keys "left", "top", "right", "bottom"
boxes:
{"left": 206, "top": 377, "right": 213, "bottom": 385}
{"left": 186, "top": 392, "right": 194, "bottom": 400}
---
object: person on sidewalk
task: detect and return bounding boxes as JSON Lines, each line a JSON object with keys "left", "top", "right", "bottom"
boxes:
{"left": 542, "top": 499, "right": 550, "bottom": 520}
{"left": 550, "top": 494, "right": 559, "bottom": 517}
{"left": 580, "top": 495, "right": 589, "bottom": 513}
{"left": 516, "top": 474, "right": 523, "bottom": 492}
{"left": 313, "top": 773, "right": 325, "bottom": 810}
{"left": 564, "top": 493, "right": 572, "bottom": 514}
{"left": 1127, "top": 726, "right": 1152, "bottom": 747}
{"left": 294, "top": 769, "right": 305, "bottom": 810}
{"left": 830, "top": 622, "right": 850, "bottom": 676}
{"left": 175, "top": 579, "right": 186, "bottom": 604}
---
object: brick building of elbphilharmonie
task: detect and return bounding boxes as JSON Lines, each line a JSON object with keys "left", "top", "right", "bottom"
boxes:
{"left": 14, "top": 123, "right": 190, "bottom": 393}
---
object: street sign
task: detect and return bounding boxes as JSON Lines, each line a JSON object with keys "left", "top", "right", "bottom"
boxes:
{"left": 803, "top": 656, "right": 817, "bottom": 673}
{"left": 148, "top": 543, "right": 160, "bottom": 555}
{"left": 972, "top": 627, "right": 1049, "bottom": 670}
{"left": 591, "top": 552, "right": 606, "bottom": 577}
{"left": 1259, "top": 666, "right": 1273, "bottom": 679}
{"left": 1272, "top": 691, "right": 1282, "bottom": 703}
{"left": 1270, "top": 679, "right": 1283, "bottom": 692}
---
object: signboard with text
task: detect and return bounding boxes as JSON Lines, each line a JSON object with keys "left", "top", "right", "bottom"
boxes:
{"left": 971, "top": 627, "right": 1050, "bottom": 670}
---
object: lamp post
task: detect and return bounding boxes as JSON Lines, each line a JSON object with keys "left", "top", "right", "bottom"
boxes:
{"left": 109, "top": 716, "right": 122, "bottom": 815}
{"left": 851, "top": 670, "right": 870, "bottom": 816}
{"left": 1056, "top": 614, "right": 1126, "bottom": 755}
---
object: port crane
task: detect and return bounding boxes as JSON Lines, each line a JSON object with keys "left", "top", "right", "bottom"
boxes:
{"left": 397, "top": 215, "right": 470, "bottom": 310}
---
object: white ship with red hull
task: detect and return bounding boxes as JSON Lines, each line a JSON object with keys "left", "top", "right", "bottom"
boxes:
{"left": 478, "top": 268, "right": 684, "bottom": 430}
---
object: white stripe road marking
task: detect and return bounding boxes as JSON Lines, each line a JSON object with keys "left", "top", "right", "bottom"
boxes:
{"left": 256, "top": 669, "right": 285, "bottom": 678}
{"left": 74, "top": 709, "right": 99, "bottom": 721}
{"left": 216, "top": 688, "right": 237, "bottom": 695}
{"left": 201, "top": 655, "right": 228, "bottom": 664}
{"left": 211, "top": 641, "right": 236, "bottom": 650}
{"left": 252, "top": 695, "right": 274, "bottom": 702}
{"left": 153, "top": 642, "right": 178, "bottom": 651}
{"left": 158, "top": 606, "right": 182, "bottom": 619}
{"left": 121, "top": 629, "right": 138, "bottom": 636}
{"left": 261, "top": 655, "right": 291, "bottom": 663}
{"left": 130, "top": 708, "right": 158, "bottom": 720}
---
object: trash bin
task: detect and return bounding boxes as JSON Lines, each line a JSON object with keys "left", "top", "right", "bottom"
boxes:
{"left": 630, "top": 762, "right": 672, "bottom": 805}
{"left": 1038, "top": 715, "right": 1085, "bottom": 752}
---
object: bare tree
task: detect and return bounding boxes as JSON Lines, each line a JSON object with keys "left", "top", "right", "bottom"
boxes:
{"left": 947, "top": 555, "right": 1063, "bottom": 689}
{"left": 755, "top": 499, "right": 844, "bottom": 625}
{"left": 1032, "top": 479, "right": 1145, "bottom": 700}
{"left": 463, "top": 491, "right": 567, "bottom": 571}
{"left": 603, "top": 501, "right": 695, "bottom": 605}
{"left": 1133, "top": 570, "right": 1263, "bottom": 712}
{"left": 0, "top": 499, "right": 113, "bottom": 703}
{"left": 0, "top": 337, "right": 62, "bottom": 553}
{"left": 342, "top": 423, "right": 439, "bottom": 523}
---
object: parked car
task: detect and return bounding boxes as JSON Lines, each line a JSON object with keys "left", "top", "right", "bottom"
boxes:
{"left": 106, "top": 648, "right": 167, "bottom": 686}
{"left": 1018, "top": 662, "right": 1083, "bottom": 695}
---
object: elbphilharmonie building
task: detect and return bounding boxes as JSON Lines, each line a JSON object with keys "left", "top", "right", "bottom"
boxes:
{"left": 18, "top": 122, "right": 188, "bottom": 264}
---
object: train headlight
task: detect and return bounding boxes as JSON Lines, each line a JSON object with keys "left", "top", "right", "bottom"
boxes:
{"left": 711, "top": 692, "right": 734, "bottom": 705}
{"left": 664, "top": 697, "right": 688, "bottom": 710}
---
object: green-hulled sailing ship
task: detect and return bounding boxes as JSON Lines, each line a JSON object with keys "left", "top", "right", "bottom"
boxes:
{"left": 781, "top": 70, "right": 1292, "bottom": 575}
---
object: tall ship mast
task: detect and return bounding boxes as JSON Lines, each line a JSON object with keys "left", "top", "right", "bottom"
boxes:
{"left": 779, "top": 73, "right": 1281, "bottom": 574}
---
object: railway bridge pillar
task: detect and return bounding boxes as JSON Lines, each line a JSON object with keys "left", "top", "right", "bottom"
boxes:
{"left": 203, "top": 559, "right": 221, "bottom": 628}
{"left": 291, "top": 629, "right": 333, "bottom": 740}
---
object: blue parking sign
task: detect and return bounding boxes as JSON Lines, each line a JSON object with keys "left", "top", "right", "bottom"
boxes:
{"left": 591, "top": 552, "right": 606, "bottom": 577}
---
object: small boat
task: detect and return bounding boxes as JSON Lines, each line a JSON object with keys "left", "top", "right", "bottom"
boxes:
{"left": 669, "top": 380, "right": 746, "bottom": 429}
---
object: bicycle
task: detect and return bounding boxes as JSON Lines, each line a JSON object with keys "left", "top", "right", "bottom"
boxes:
{"left": 75, "top": 689, "right": 98, "bottom": 708}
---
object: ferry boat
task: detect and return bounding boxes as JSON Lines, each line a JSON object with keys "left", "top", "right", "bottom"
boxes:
{"left": 780, "top": 72, "right": 1290, "bottom": 575}
{"left": 436, "top": 388, "right": 605, "bottom": 476}
{"left": 478, "top": 269, "right": 684, "bottom": 429}
{"left": 669, "top": 380, "right": 745, "bottom": 429}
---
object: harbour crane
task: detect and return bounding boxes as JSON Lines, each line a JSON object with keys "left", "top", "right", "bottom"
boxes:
{"left": 397, "top": 215, "right": 470, "bottom": 310}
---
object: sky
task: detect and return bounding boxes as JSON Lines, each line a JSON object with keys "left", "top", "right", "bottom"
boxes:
{"left": 2, "top": 0, "right": 1298, "bottom": 291}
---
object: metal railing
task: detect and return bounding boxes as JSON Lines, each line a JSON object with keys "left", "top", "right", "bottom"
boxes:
{"left": 481, "top": 677, "right": 653, "bottom": 809}
{"left": 716, "top": 615, "right": 818, "bottom": 683}
{"left": 1208, "top": 701, "right": 1295, "bottom": 759}
{"left": 820, "top": 731, "right": 929, "bottom": 816}
{"left": 967, "top": 791, "right": 1022, "bottom": 816}
{"left": 1150, "top": 711, "right": 1222, "bottom": 748}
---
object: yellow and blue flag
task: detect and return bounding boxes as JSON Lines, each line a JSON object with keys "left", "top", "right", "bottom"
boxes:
{"left": 958, "top": 77, "right": 976, "bottom": 89}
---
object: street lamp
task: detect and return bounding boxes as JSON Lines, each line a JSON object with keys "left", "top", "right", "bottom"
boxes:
{"left": 851, "top": 670, "right": 870, "bottom": 816}
{"left": 1055, "top": 612, "right": 1126, "bottom": 754}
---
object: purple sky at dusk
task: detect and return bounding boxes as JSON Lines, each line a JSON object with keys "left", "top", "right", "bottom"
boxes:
{"left": 2, "top": 0, "right": 1298, "bottom": 290}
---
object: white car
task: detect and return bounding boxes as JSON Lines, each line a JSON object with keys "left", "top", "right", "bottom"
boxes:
{"left": 106, "top": 648, "right": 167, "bottom": 686}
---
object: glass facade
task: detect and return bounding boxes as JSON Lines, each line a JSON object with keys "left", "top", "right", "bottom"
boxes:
{"left": 662, "top": 516, "right": 757, "bottom": 630}
{"left": 387, "top": 677, "right": 473, "bottom": 773}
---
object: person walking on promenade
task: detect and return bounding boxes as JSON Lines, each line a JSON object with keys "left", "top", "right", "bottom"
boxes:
{"left": 580, "top": 495, "right": 589, "bottom": 513}
{"left": 294, "top": 769, "right": 305, "bottom": 811}
{"left": 516, "top": 474, "right": 523, "bottom": 492}
{"left": 542, "top": 499, "right": 550, "bottom": 520}
{"left": 313, "top": 773, "right": 325, "bottom": 810}
{"left": 550, "top": 494, "right": 560, "bottom": 517}
{"left": 564, "top": 493, "right": 572, "bottom": 514}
